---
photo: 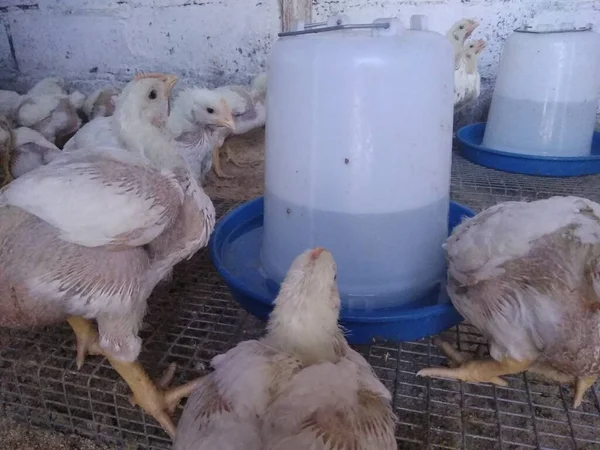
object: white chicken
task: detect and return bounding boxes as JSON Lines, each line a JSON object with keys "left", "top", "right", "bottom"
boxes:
{"left": 211, "top": 73, "right": 267, "bottom": 178}
{"left": 0, "top": 73, "right": 216, "bottom": 437}
{"left": 15, "top": 90, "right": 85, "bottom": 145}
{"left": 27, "top": 77, "right": 67, "bottom": 96}
{"left": 0, "top": 90, "right": 22, "bottom": 119}
{"left": 417, "top": 196, "right": 600, "bottom": 408}
{"left": 64, "top": 87, "right": 234, "bottom": 184}
{"left": 174, "top": 248, "right": 397, "bottom": 450}
{"left": 446, "top": 19, "right": 480, "bottom": 69}
{"left": 3, "top": 126, "right": 61, "bottom": 181}
{"left": 454, "top": 39, "right": 486, "bottom": 113}
{"left": 83, "top": 86, "right": 120, "bottom": 120}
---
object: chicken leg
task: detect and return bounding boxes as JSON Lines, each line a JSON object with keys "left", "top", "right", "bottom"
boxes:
{"left": 211, "top": 146, "right": 233, "bottom": 179}
{"left": 573, "top": 376, "right": 597, "bottom": 408}
{"left": 67, "top": 316, "right": 203, "bottom": 438}
{"left": 417, "top": 337, "right": 531, "bottom": 386}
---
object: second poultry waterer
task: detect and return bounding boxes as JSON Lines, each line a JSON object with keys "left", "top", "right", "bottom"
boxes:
{"left": 261, "top": 15, "right": 454, "bottom": 310}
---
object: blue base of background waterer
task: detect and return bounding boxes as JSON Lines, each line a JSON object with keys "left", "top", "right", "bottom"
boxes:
{"left": 457, "top": 122, "right": 600, "bottom": 177}
{"left": 209, "top": 197, "right": 475, "bottom": 344}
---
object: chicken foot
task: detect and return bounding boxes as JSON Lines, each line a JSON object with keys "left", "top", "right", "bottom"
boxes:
{"left": 67, "top": 316, "right": 203, "bottom": 439}
{"left": 573, "top": 376, "right": 597, "bottom": 408}
{"left": 417, "top": 337, "right": 531, "bottom": 387}
{"left": 211, "top": 146, "right": 234, "bottom": 179}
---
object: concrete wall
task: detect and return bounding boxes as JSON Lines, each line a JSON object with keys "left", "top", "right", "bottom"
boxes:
{"left": 0, "top": 0, "right": 598, "bottom": 120}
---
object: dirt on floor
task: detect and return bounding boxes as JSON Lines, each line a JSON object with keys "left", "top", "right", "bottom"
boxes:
{"left": 0, "top": 418, "right": 117, "bottom": 450}
{"left": 1, "top": 132, "right": 266, "bottom": 449}
{"left": 203, "top": 127, "right": 265, "bottom": 201}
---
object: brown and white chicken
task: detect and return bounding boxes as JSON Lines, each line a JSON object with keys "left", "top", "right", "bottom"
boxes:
{"left": 454, "top": 39, "right": 486, "bottom": 113}
{"left": 418, "top": 196, "right": 600, "bottom": 408}
{"left": 446, "top": 19, "right": 480, "bottom": 69}
{"left": 174, "top": 248, "right": 397, "bottom": 450}
{"left": 83, "top": 86, "right": 120, "bottom": 120}
{"left": 2, "top": 126, "right": 61, "bottom": 181}
{"left": 210, "top": 73, "right": 267, "bottom": 178}
{"left": 15, "top": 89, "right": 85, "bottom": 145}
{"left": 0, "top": 73, "right": 216, "bottom": 438}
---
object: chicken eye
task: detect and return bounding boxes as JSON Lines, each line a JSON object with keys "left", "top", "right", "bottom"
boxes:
{"left": 148, "top": 90, "right": 157, "bottom": 100}
{"left": 459, "top": 25, "right": 464, "bottom": 30}
{"left": 334, "top": 274, "right": 337, "bottom": 281}
{"left": 206, "top": 107, "right": 214, "bottom": 114}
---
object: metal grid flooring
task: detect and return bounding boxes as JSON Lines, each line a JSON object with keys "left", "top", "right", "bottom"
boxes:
{"left": 2, "top": 152, "right": 600, "bottom": 449}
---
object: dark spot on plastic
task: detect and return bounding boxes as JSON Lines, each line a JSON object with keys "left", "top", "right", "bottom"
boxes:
{"left": 89, "top": 66, "right": 98, "bottom": 73}
{"left": 286, "top": 208, "right": 292, "bottom": 214}
{"left": 344, "top": 158, "right": 349, "bottom": 164}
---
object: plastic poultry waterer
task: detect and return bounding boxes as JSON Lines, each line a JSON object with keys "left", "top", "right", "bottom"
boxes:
{"left": 261, "top": 15, "right": 454, "bottom": 310}
{"left": 483, "top": 23, "right": 600, "bottom": 157}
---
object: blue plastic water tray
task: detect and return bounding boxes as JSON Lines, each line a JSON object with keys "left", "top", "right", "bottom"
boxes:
{"left": 209, "top": 197, "right": 475, "bottom": 344}
{"left": 457, "top": 122, "right": 600, "bottom": 177}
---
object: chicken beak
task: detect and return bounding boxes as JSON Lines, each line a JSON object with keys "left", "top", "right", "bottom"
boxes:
{"left": 310, "top": 247, "right": 326, "bottom": 260}
{"left": 216, "top": 116, "right": 236, "bottom": 131}
{"left": 465, "top": 20, "right": 479, "bottom": 39}
{"left": 163, "top": 74, "right": 178, "bottom": 94}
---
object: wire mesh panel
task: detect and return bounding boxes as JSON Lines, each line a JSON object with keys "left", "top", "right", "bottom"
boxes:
{"left": 1, "top": 152, "right": 600, "bottom": 449}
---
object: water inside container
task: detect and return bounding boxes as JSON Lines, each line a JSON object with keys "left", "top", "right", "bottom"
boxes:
{"left": 483, "top": 95, "right": 598, "bottom": 156}
{"left": 261, "top": 193, "right": 449, "bottom": 310}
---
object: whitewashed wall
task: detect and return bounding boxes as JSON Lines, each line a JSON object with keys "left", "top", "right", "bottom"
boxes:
{"left": 0, "top": 0, "right": 598, "bottom": 120}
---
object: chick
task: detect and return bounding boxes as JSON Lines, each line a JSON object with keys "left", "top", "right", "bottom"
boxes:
{"left": 27, "top": 77, "right": 67, "bottom": 96}
{"left": 6, "top": 127, "right": 61, "bottom": 179}
{"left": 446, "top": 19, "right": 480, "bottom": 69}
{"left": 64, "top": 87, "right": 235, "bottom": 184}
{"left": 83, "top": 86, "right": 120, "bottom": 120}
{"left": 168, "top": 88, "right": 235, "bottom": 184}
{"left": 211, "top": 73, "right": 267, "bottom": 178}
{"left": 0, "top": 90, "right": 22, "bottom": 120}
{"left": 16, "top": 92, "right": 84, "bottom": 144}
{"left": 418, "top": 196, "right": 600, "bottom": 408}
{"left": 454, "top": 39, "right": 487, "bottom": 113}
{"left": 175, "top": 248, "right": 396, "bottom": 450}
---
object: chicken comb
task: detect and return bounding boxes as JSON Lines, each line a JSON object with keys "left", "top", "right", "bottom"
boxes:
{"left": 134, "top": 72, "right": 170, "bottom": 81}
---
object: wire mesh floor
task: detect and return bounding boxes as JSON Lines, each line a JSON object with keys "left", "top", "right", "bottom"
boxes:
{"left": 2, "top": 152, "right": 600, "bottom": 449}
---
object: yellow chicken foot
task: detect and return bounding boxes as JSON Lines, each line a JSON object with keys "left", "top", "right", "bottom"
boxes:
{"left": 573, "top": 376, "right": 597, "bottom": 408}
{"left": 66, "top": 316, "right": 203, "bottom": 439}
{"left": 432, "top": 337, "right": 487, "bottom": 368}
{"left": 212, "top": 146, "right": 234, "bottom": 179}
{"left": 418, "top": 337, "right": 531, "bottom": 386}
{"left": 224, "top": 143, "right": 249, "bottom": 168}
{"left": 67, "top": 316, "right": 103, "bottom": 369}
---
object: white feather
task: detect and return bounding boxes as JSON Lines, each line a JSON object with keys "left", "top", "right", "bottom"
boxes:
{"left": 0, "top": 148, "right": 184, "bottom": 248}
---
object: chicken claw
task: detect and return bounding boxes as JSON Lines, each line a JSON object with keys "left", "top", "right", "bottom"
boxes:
{"left": 417, "top": 337, "right": 530, "bottom": 387}
{"left": 573, "top": 376, "right": 597, "bottom": 408}
{"left": 66, "top": 316, "right": 203, "bottom": 439}
{"left": 212, "top": 146, "right": 234, "bottom": 179}
{"left": 110, "top": 357, "right": 203, "bottom": 438}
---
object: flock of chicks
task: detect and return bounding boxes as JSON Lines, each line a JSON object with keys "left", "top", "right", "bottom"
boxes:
{"left": 448, "top": 18, "right": 487, "bottom": 113}
{"left": 0, "top": 18, "right": 485, "bottom": 190}
{"left": 1, "top": 16, "right": 598, "bottom": 450}
{"left": 0, "top": 72, "right": 266, "bottom": 188}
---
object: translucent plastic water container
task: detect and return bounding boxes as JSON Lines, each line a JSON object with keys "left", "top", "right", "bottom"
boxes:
{"left": 261, "top": 15, "right": 454, "bottom": 310}
{"left": 483, "top": 23, "right": 600, "bottom": 156}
